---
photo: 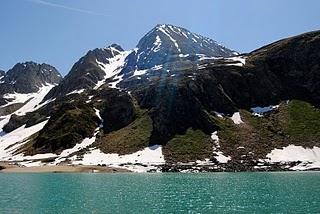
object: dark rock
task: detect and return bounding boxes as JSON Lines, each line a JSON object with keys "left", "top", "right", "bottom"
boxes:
{"left": 94, "top": 87, "right": 136, "bottom": 133}
{"left": 0, "top": 62, "right": 62, "bottom": 106}
{"left": 25, "top": 102, "right": 101, "bottom": 155}
{"left": 0, "top": 62, "right": 61, "bottom": 95}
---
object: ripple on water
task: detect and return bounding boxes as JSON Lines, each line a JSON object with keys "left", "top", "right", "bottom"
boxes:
{"left": 0, "top": 172, "right": 319, "bottom": 213}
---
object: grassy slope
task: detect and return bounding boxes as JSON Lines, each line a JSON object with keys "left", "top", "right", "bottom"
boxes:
{"left": 217, "top": 100, "right": 320, "bottom": 161}
{"left": 23, "top": 103, "right": 99, "bottom": 155}
{"left": 96, "top": 108, "right": 153, "bottom": 155}
{"left": 96, "top": 99, "right": 320, "bottom": 163}
{"left": 162, "top": 128, "right": 213, "bottom": 163}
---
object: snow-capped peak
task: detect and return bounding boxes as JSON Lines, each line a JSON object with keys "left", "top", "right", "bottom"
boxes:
{"left": 129, "top": 24, "right": 237, "bottom": 70}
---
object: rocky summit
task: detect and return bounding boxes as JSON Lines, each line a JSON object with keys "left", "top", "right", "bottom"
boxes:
{"left": 0, "top": 25, "right": 319, "bottom": 172}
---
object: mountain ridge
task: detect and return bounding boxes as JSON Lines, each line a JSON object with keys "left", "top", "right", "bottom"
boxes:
{"left": 0, "top": 26, "right": 319, "bottom": 172}
{"left": 44, "top": 24, "right": 237, "bottom": 100}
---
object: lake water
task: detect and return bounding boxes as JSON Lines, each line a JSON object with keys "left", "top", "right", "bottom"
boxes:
{"left": 0, "top": 172, "right": 319, "bottom": 213}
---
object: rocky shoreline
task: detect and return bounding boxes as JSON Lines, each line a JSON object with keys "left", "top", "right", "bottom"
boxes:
{"left": 157, "top": 161, "right": 320, "bottom": 173}
{"left": 1, "top": 161, "right": 319, "bottom": 173}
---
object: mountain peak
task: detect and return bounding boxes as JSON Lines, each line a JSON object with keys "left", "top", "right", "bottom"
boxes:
{"left": 131, "top": 24, "right": 237, "bottom": 70}
{"left": 108, "top": 44, "right": 124, "bottom": 52}
{"left": 0, "top": 61, "right": 61, "bottom": 105}
{"left": 4, "top": 61, "right": 62, "bottom": 92}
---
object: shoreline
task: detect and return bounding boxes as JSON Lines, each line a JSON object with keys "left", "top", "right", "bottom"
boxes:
{"left": 0, "top": 163, "right": 131, "bottom": 173}
{"left": 0, "top": 162, "right": 319, "bottom": 173}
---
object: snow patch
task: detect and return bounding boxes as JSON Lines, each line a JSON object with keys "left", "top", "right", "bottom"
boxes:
{"left": 66, "top": 89, "right": 85, "bottom": 96}
{"left": 152, "top": 35, "right": 162, "bottom": 52}
{"left": 72, "top": 145, "right": 165, "bottom": 172}
{"left": 52, "top": 135, "right": 97, "bottom": 165}
{"left": 133, "top": 69, "right": 148, "bottom": 76}
{"left": 178, "top": 54, "right": 189, "bottom": 58}
{"left": 0, "top": 120, "right": 49, "bottom": 161}
{"left": 211, "top": 131, "right": 231, "bottom": 163}
{"left": 94, "top": 50, "right": 131, "bottom": 90}
{"left": 224, "top": 56, "right": 246, "bottom": 67}
{"left": 266, "top": 145, "right": 320, "bottom": 163}
{"left": 230, "top": 112, "right": 244, "bottom": 124}
{"left": 1, "top": 84, "right": 55, "bottom": 113}
{"left": 152, "top": 65, "right": 163, "bottom": 70}
{"left": 109, "top": 74, "right": 124, "bottom": 89}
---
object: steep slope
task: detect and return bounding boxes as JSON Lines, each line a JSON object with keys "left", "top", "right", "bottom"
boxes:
{"left": 0, "top": 61, "right": 62, "bottom": 140}
{"left": 0, "top": 70, "right": 5, "bottom": 81}
{"left": 248, "top": 30, "right": 320, "bottom": 106}
{"left": 1, "top": 27, "right": 320, "bottom": 172}
{"left": 127, "top": 24, "right": 236, "bottom": 69}
{"left": 120, "top": 24, "right": 237, "bottom": 80}
{"left": 44, "top": 44, "right": 131, "bottom": 100}
{"left": 45, "top": 24, "right": 237, "bottom": 99}
{"left": 0, "top": 62, "right": 61, "bottom": 105}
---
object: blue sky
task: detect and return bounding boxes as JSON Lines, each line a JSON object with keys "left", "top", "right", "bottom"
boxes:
{"left": 1, "top": 0, "right": 320, "bottom": 75}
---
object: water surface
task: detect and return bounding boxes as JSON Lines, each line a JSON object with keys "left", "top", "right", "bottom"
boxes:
{"left": 0, "top": 172, "right": 319, "bottom": 213}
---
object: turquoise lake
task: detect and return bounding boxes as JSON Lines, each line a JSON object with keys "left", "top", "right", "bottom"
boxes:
{"left": 0, "top": 172, "right": 319, "bottom": 213}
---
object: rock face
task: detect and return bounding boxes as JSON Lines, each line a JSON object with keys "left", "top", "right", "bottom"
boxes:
{"left": 0, "top": 62, "right": 61, "bottom": 94}
{"left": 0, "top": 70, "right": 5, "bottom": 78}
{"left": 28, "top": 102, "right": 101, "bottom": 155}
{"left": 248, "top": 30, "right": 320, "bottom": 106}
{"left": 44, "top": 44, "right": 127, "bottom": 100}
{"left": 0, "top": 25, "right": 320, "bottom": 172}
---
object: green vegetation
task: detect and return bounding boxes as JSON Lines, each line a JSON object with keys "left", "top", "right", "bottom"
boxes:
{"left": 96, "top": 108, "right": 153, "bottom": 155}
{"left": 215, "top": 100, "right": 320, "bottom": 161}
{"left": 24, "top": 103, "right": 100, "bottom": 155}
{"left": 163, "top": 128, "right": 213, "bottom": 163}
{"left": 285, "top": 100, "right": 320, "bottom": 143}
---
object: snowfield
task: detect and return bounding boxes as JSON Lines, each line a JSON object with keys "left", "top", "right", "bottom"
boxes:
{"left": 1, "top": 83, "right": 55, "bottom": 116}
{"left": 72, "top": 145, "right": 165, "bottom": 172}
{"left": 266, "top": 145, "right": 320, "bottom": 170}
{"left": 0, "top": 120, "right": 49, "bottom": 161}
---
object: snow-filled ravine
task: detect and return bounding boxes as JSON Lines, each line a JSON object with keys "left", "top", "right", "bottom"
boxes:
{"left": 95, "top": 50, "right": 132, "bottom": 90}
{"left": 0, "top": 83, "right": 56, "bottom": 133}
{"left": 1, "top": 83, "right": 55, "bottom": 116}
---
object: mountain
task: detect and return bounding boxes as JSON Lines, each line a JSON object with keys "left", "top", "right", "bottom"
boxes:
{"left": 123, "top": 24, "right": 237, "bottom": 71}
{"left": 0, "top": 61, "right": 62, "bottom": 131}
{"left": 0, "top": 70, "right": 5, "bottom": 79}
{"left": 0, "top": 62, "right": 61, "bottom": 94}
{"left": 0, "top": 26, "right": 319, "bottom": 172}
{"left": 0, "top": 62, "right": 61, "bottom": 104}
{"left": 45, "top": 24, "right": 237, "bottom": 100}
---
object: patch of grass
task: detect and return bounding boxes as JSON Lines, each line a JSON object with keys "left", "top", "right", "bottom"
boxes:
{"left": 284, "top": 100, "right": 320, "bottom": 145}
{"left": 216, "top": 100, "right": 320, "bottom": 161}
{"left": 96, "top": 109, "right": 153, "bottom": 155}
{"left": 24, "top": 103, "right": 100, "bottom": 155}
{"left": 162, "top": 128, "right": 213, "bottom": 163}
